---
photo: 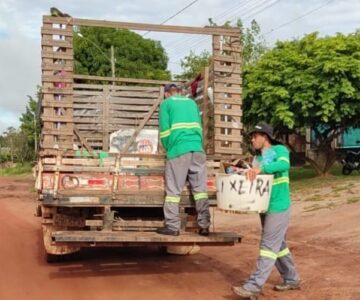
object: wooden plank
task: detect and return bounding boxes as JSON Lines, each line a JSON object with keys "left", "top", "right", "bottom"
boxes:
{"left": 213, "top": 97, "right": 242, "bottom": 105}
{"left": 42, "top": 100, "right": 73, "bottom": 108}
{"left": 74, "top": 74, "right": 184, "bottom": 85}
{"left": 213, "top": 44, "right": 241, "bottom": 52}
{"left": 213, "top": 54, "right": 241, "bottom": 63}
{"left": 41, "top": 27, "right": 73, "bottom": 36}
{"left": 214, "top": 65, "right": 241, "bottom": 74}
{"left": 74, "top": 128, "right": 93, "bottom": 151}
{"left": 73, "top": 83, "right": 159, "bottom": 92}
{"left": 42, "top": 88, "right": 73, "bottom": 95}
{"left": 109, "top": 104, "right": 155, "bottom": 112}
{"left": 122, "top": 87, "right": 164, "bottom": 153}
{"left": 214, "top": 121, "right": 243, "bottom": 129}
{"left": 110, "top": 97, "right": 156, "bottom": 105}
{"left": 212, "top": 76, "right": 242, "bottom": 85}
{"left": 110, "top": 91, "right": 159, "bottom": 98}
{"left": 214, "top": 135, "right": 243, "bottom": 142}
{"left": 42, "top": 39, "right": 73, "bottom": 48}
{"left": 41, "top": 51, "right": 73, "bottom": 60}
{"left": 42, "top": 63, "right": 73, "bottom": 72}
{"left": 214, "top": 109, "right": 242, "bottom": 117}
{"left": 43, "top": 16, "right": 240, "bottom": 36}
{"left": 214, "top": 86, "right": 242, "bottom": 94}
{"left": 42, "top": 129, "right": 74, "bottom": 136}
{"left": 214, "top": 146, "right": 243, "bottom": 155}
{"left": 102, "top": 86, "right": 110, "bottom": 150}
{"left": 42, "top": 75, "right": 73, "bottom": 83}
{"left": 41, "top": 116, "right": 73, "bottom": 122}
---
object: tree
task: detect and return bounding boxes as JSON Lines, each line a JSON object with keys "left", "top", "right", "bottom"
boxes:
{"left": 243, "top": 31, "right": 360, "bottom": 175}
{"left": 175, "top": 19, "right": 267, "bottom": 80}
{"left": 74, "top": 27, "right": 171, "bottom": 80}
{"left": 19, "top": 87, "right": 41, "bottom": 161}
{"left": 174, "top": 50, "right": 211, "bottom": 80}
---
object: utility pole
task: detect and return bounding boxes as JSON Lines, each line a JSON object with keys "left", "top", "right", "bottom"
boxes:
{"left": 111, "top": 45, "right": 115, "bottom": 85}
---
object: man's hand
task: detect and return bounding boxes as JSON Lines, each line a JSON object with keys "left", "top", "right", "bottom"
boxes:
{"left": 245, "top": 168, "right": 261, "bottom": 182}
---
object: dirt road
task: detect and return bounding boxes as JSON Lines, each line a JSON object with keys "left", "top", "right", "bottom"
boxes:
{"left": 0, "top": 175, "right": 359, "bottom": 300}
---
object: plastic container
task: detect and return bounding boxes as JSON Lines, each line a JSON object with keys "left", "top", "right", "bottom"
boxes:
{"left": 216, "top": 174, "right": 273, "bottom": 213}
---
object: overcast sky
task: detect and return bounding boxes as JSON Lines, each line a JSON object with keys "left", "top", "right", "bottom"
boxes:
{"left": 0, "top": 0, "right": 359, "bottom": 133}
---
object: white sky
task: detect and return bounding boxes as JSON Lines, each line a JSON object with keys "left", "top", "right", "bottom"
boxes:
{"left": 0, "top": 0, "right": 359, "bottom": 133}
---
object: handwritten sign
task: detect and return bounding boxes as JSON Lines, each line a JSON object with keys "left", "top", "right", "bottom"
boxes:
{"left": 216, "top": 174, "right": 273, "bottom": 213}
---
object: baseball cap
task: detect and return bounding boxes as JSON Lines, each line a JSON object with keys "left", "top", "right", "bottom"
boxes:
{"left": 164, "top": 83, "right": 178, "bottom": 92}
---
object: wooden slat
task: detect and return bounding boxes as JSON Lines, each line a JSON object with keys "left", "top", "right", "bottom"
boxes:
{"left": 74, "top": 74, "right": 184, "bottom": 85}
{"left": 122, "top": 87, "right": 164, "bottom": 153}
{"left": 42, "top": 75, "right": 73, "bottom": 83}
{"left": 43, "top": 16, "right": 240, "bottom": 36}
{"left": 214, "top": 135, "right": 242, "bottom": 142}
{"left": 74, "top": 128, "right": 92, "bottom": 151}
{"left": 212, "top": 76, "right": 242, "bottom": 85}
{"left": 214, "top": 109, "right": 242, "bottom": 117}
{"left": 42, "top": 129, "right": 74, "bottom": 136}
{"left": 73, "top": 83, "right": 159, "bottom": 92}
{"left": 213, "top": 97, "right": 242, "bottom": 105}
{"left": 42, "top": 39, "right": 73, "bottom": 48}
{"left": 213, "top": 54, "right": 241, "bottom": 63}
{"left": 41, "top": 116, "right": 73, "bottom": 122}
{"left": 41, "top": 51, "right": 73, "bottom": 60}
{"left": 41, "top": 27, "right": 73, "bottom": 36}
{"left": 214, "top": 65, "right": 241, "bottom": 74}
{"left": 42, "top": 63, "right": 73, "bottom": 72}
{"left": 214, "top": 121, "right": 243, "bottom": 129}
{"left": 214, "top": 147, "right": 243, "bottom": 155}
{"left": 42, "top": 100, "right": 73, "bottom": 108}
{"left": 213, "top": 44, "right": 241, "bottom": 52}
{"left": 214, "top": 86, "right": 242, "bottom": 94}
{"left": 109, "top": 97, "right": 156, "bottom": 105}
{"left": 42, "top": 88, "right": 73, "bottom": 95}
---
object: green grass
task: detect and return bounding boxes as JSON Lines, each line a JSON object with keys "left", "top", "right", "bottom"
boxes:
{"left": 347, "top": 196, "right": 360, "bottom": 204}
{"left": 290, "top": 163, "right": 360, "bottom": 191}
{"left": 0, "top": 163, "right": 33, "bottom": 176}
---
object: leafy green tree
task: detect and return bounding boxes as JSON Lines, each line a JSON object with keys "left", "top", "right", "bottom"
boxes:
{"left": 175, "top": 19, "right": 267, "bottom": 80}
{"left": 243, "top": 32, "right": 360, "bottom": 175}
{"left": 174, "top": 50, "right": 211, "bottom": 80}
{"left": 74, "top": 27, "right": 171, "bottom": 80}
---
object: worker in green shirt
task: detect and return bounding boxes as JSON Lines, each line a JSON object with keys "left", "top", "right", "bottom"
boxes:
{"left": 156, "top": 83, "right": 210, "bottom": 237}
{"left": 232, "top": 122, "right": 300, "bottom": 299}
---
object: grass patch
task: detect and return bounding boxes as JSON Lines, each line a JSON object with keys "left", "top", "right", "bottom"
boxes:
{"left": 290, "top": 163, "right": 360, "bottom": 192}
{"left": 0, "top": 163, "right": 33, "bottom": 176}
{"left": 304, "top": 194, "right": 323, "bottom": 202}
{"left": 347, "top": 196, "right": 360, "bottom": 204}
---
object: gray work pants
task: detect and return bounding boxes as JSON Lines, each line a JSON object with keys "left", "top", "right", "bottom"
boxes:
{"left": 244, "top": 209, "right": 300, "bottom": 292}
{"left": 164, "top": 152, "right": 210, "bottom": 231}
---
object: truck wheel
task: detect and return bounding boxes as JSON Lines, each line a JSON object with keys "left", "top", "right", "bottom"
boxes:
{"left": 342, "top": 166, "right": 352, "bottom": 175}
{"left": 42, "top": 224, "right": 80, "bottom": 262}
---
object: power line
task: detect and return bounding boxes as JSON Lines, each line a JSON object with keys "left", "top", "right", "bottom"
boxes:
{"left": 142, "top": 0, "right": 200, "bottom": 37}
{"left": 264, "top": 0, "right": 335, "bottom": 36}
{"left": 170, "top": 0, "right": 281, "bottom": 60}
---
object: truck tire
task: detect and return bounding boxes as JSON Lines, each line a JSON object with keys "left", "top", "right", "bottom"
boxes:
{"left": 42, "top": 224, "right": 80, "bottom": 262}
{"left": 342, "top": 166, "right": 352, "bottom": 175}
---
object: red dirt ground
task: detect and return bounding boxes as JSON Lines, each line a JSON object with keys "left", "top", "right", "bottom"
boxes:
{"left": 0, "top": 175, "right": 359, "bottom": 300}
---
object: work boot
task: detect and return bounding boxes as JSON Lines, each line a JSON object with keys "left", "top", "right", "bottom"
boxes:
{"left": 274, "top": 281, "right": 300, "bottom": 291}
{"left": 156, "top": 227, "right": 179, "bottom": 236}
{"left": 198, "top": 227, "right": 209, "bottom": 236}
{"left": 232, "top": 286, "right": 259, "bottom": 299}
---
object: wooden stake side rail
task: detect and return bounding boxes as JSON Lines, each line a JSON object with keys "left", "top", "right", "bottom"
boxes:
{"left": 40, "top": 15, "right": 243, "bottom": 156}
{"left": 41, "top": 18, "right": 74, "bottom": 150}
{"left": 212, "top": 35, "right": 243, "bottom": 156}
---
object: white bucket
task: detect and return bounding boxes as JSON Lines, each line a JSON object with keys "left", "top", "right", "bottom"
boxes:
{"left": 216, "top": 174, "right": 273, "bottom": 213}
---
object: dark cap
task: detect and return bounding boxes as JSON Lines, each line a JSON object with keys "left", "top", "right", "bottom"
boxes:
{"left": 249, "top": 122, "right": 274, "bottom": 140}
{"left": 164, "top": 83, "right": 178, "bottom": 92}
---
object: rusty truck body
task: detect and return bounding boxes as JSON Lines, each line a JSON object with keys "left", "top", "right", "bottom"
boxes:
{"left": 35, "top": 13, "right": 244, "bottom": 261}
